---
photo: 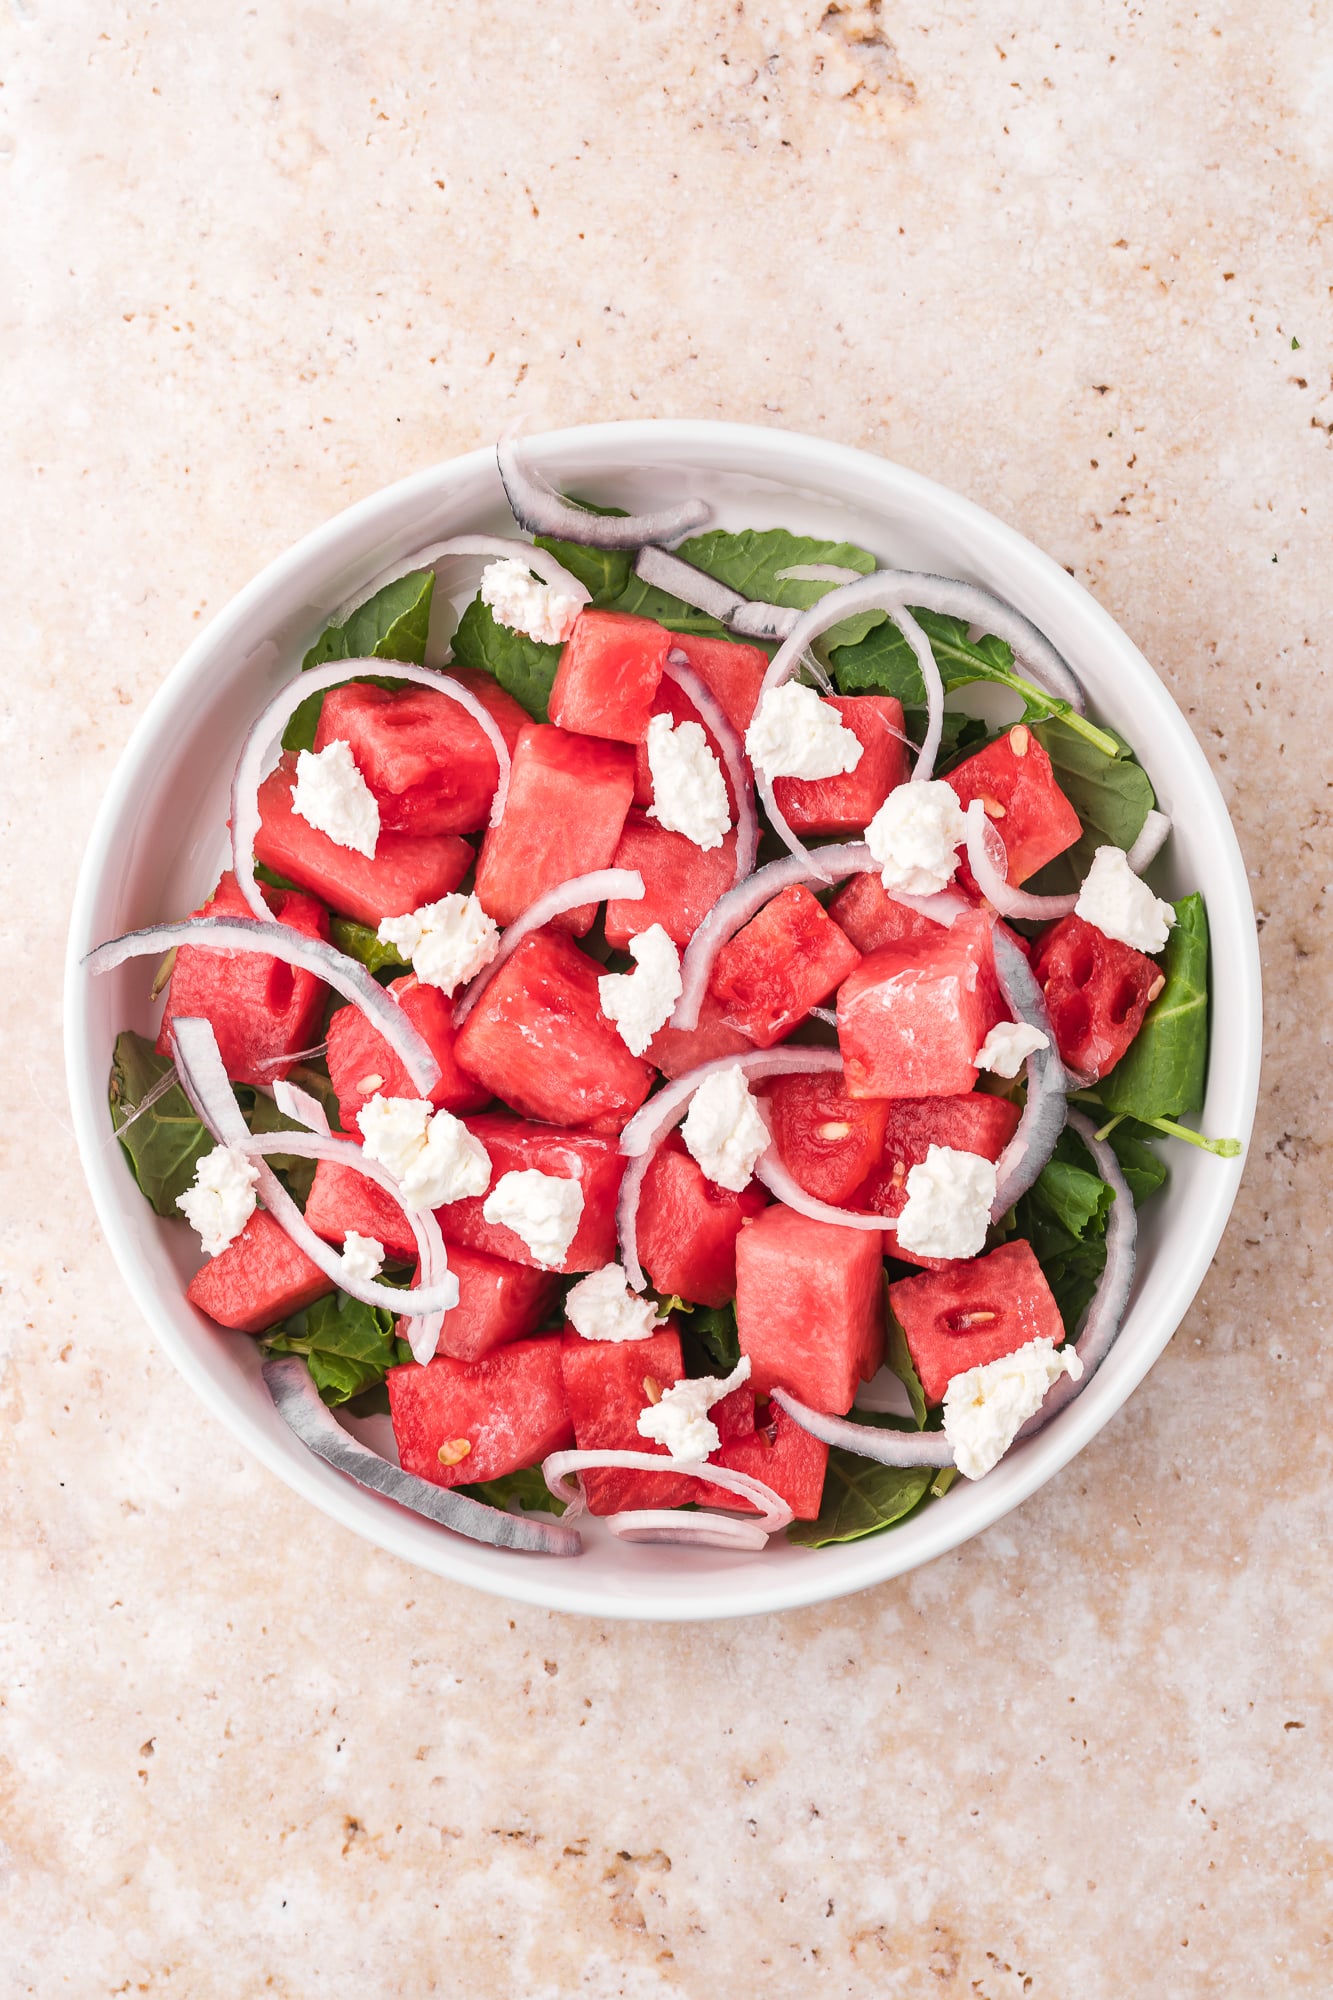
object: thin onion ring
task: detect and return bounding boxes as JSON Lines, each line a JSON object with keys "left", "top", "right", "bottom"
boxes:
{"left": 497, "top": 435, "right": 709, "bottom": 547}
{"left": 330, "top": 534, "right": 590, "bottom": 627}
{"left": 541, "top": 1449, "right": 793, "bottom": 1533}
{"left": 989, "top": 926, "right": 1069, "bottom": 1217}
{"left": 964, "top": 801, "right": 1078, "bottom": 921}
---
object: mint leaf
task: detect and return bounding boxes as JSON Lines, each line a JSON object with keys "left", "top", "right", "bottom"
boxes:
{"left": 450, "top": 595, "right": 562, "bottom": 722}
{"left": 1098, "top": 894, "right": 1209, "bottom": 1122}
{"left": 262, "top": 1290, "right": 401, "bottom": 1407}
{"left": 283, "top": 569, "right": 436, "bottom": 752}
{"left": 109, "top": 1031, "right": 213, "bottom": 1216}
{"left": 677, "top": 528, "right": 879, "bottom": 647}
{"left": 330, "top": 915, "right": 410, "bottom": 979}
{"left": 458, "top": 1465, "right": 569, "bottom": 1516}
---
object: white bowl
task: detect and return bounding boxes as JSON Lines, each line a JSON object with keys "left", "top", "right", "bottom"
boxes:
{"left": 64, "top": 420, "right": 1262, "bottom": 1622}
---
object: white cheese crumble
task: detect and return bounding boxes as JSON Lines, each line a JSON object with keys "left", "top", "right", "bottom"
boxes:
{"left": 895, "top": 1144, "right": 998, "bottom": 1261}
{"left": 943, "top": 1337, "right": 1084, "bottom": 1479}
{"left": 340, "top": 1231, "right": 385, "bottom": 1285}
{"left": 358, "top": 1095, "right": 491, "bottom": 1209}
{"left": 865, "top": 780, "right": 967, "bottom": 896}
{"left": 176, "top": 1144, "right": 259, "bottom": 1255}
{"left": 745, "top": 682, "right": 863, "bottom": 782}
{"left": 1075, "top": 844, "right": 1176, "bottom": 954}
{"left": 565, "top": 1263, "right": 667, "bottom": 1342}
{"left": 482, "top": 1169, "right": 585, "bottom": 1269}
{"left": 637, "top": 1355, "right": 752, "bottom": 1461}
{"left": 975, "top": 1020, "right": 1050, "bottom": 1078}
{"left": 377, "top": 893, "right": 500, "bottom": 995}
{"left": 480, "top": 556, "right": 582, "bottom": 646}
{"left": 680, "top": 1064, "right": 770, "bottom": 1192}
{"left": 644, "top": 713, "right": 731, "bottom": 850}
{"left": 598, "top": 925, "right": 683, "bottom": 1057}
{"left": 292, "top": 739, "right": 380, "bottom": 858}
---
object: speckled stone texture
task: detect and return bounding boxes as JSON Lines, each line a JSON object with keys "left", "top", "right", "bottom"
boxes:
{"left": 3, "top": 2, "right": 1330, "bottom": 1993}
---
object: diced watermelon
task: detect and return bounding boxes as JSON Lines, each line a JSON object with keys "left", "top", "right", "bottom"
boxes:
{"left": 635, "top": 1135, "right": 768, "bottom": 1308}
{"left": 772, "top": 695, "right": 910, "bottom": 835}
{"left": 828, "top": 871, "right": 967, "bottom": 955}
{"left": 186, "top": 1208, "right": 334, "bottom": 1334}
{"left": 889, "top": 1239, "right": 1066, "bottom": 1405}
{"left": 764, "top": 1073, "right": 890, "bottom": 1204}
{"left": 709, "top": 1401, "right": 829, "bottom": 1520}
{"left": 433, "top": 1242, "right": 560, "bottom": 1363}
{"left": 313, "top": 670, "right": 527, "bottom": 837}
{"left": 548, "top": 609, "right": 669, "bottom": 744}
{"left": 254, "top": 754, "right": 473, "bottom": 927}
{"left": 946, "top": 724, "right": 1082, "bottom": 884}
{"left": 325, "top": 974, "right": 490, "bottom": 1133}
{"left": 472, "top": 723, "right": 635, "bottom": 934}
{"left": 836, "top": 909, "right": 1004, "bottom": 1099}
{"left": 1031, "top": 913, "right": 1162, "bottom": 1081}
{"left": 560, "top": 1325, "right": 698, "bottom": 1512}
{"left": 302, "top": 1156, "right": 419, "bottom": 1264}
{"left": 735, "top": 1205, "right": 885, "bottom": 1414}
{"left": 710, "top": 884, "right": 862, "bottom": 1048}
{"left": 858, "top": 1091, "right": 1023, "bottom": 1268}
{"left": 667, "top": 633, "right": 769, "bottom": 734}
{"left": 646, "top": 991, "right": 754, "bottom": 1079}
{"left": 436, "top": 1114, "right": 624, "bottom": 1273}
{"left": 387, "top": 1336, "right": 574, "bottom": 1489}
{"left": 453, "top": 930, "right": 653, "bottom": 1134}
{"left": 157, "top": 870, "right": 330, "bottom": 1087}
{"left": 604, "top": 812, "right": 738, "bottom": 951}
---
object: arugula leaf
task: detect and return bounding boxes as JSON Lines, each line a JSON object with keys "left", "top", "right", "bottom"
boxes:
{"left": 1026, "top": 718, "right": 1156, "bottom": 888}
{"left": 677, "top": 528, "right": 879, "bottom": 647}
{"left": 885, "top": 1296, "right": 927, "bottom": 1429}
{"left": 330, "top": 916, "right": 410, "bottom": 979}
{"left": 1098, "top": 894, "right": 1208, "bottom": 1122}
{"left": 283, "top": 569, "right": 436, "bottom": 752}
{"left": 457, "top": 1465, "right": 569, "bottom": 1517}
{"left": 787, "top": 1420, "right": 934, "bottom": 1547}
{"left": 449, "top": 595, "right": 563, "bottom": 722}
{"left": 262, "top": 1291, "right": 405, "bottom": 1406}
{"left": 109, "top": 1031, "right": 213, "bottom": 1216}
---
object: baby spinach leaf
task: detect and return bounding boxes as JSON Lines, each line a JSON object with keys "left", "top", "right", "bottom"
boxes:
{"left": 458, "top": 1465, "right": 570, "bottom": 1517}
{"left": 676, "top": 1301, "right": 741, "bottom": 1376}
{"left": 1098, "top": 894, "right": 1209, "bottom": 1122}
{"left": 450, "top": 595, "right": 562, "bottom": 722}
{"left": 283, "top": 569, "right": 436, "bottom": 752}
{"left": 678, "top": 527, "right": 879, "bottom": 647}
{"left": 1027, "top": 1156, "right": 1114, "bottom": 1240}
{"left": 535, "top": 497, "right": 632, "bottom": 602}
{"left": 1107, "top": 1125, "right": 1168, "bottom": 1205}
{"left": 787, "top": 1433, "right": 934, "bottom": 1548}
{"left": 885, "top": 1295, "right": 927, "bottom": 1429}
{"left": 1024, "top": 717, "right": 1156, "bottom": 888}
{"left": 262, "top": 1290, "right": 402, "bottom": 1407}
{"left": 330, "top": 916, "right": 410, "bottom": 979}
{"left": 108, "top": 1031, "right": 213, "bottom": 1216}
{"left": 602, "top": 573, "right": 731, "bottom": 635}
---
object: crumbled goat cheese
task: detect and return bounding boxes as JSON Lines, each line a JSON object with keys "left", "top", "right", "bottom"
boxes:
{"left": 480, "top": 557, "right": 582, "bottom": 645}
{"left": 339, "top": 1231, "right": 385, "bottom": 1285}
{"left": 1075, "top": 845, "right": 1176, "bottom": 954}
{"left": 637, "top": 1356, "right": 752, "bottom": 1461}
{"left": 358, "top": 1095, "right": 491, "bottom": 1209}
{"left": 176, "top": 1144, "right": 259, "bottom": 1255}
{"left": 598, "top": 925, "right": 683, "bottom": 1057}
{"left": 745, "top": 683, "right": 863, "bottom": 782}
{"left": 865, "top": 780, "right": 967, "bottom": 896}
{"left": 482, "top": 1169, "right": 585, "bottom": 1269}
{"left": 943, "top": 1338, "right": 1084, "bottom": 1479}
{"left": 895, "top": 1144, "right": 998, "bottom": 1261}
{"left": 680, "top": 1065, "right": 770, "bottom": 1192}
{"left": 292, "top": 739, "right": 380, "bottom": 858}
{"left": 975, "top": 1020, "right": 1050, "bottom": 1078}
{"left": 644, "top": 713, "right": 731, "bottom": 850}
{"left": 377, "top": 893, "right": 500, "bottom": 995}
{"left": 565, "top": 1264, "right": 666, "bottom": 1342}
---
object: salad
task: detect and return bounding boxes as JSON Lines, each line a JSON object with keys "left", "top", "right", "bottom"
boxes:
{"left": 90, "top": 438, "right": 1240, "bottom": 1560}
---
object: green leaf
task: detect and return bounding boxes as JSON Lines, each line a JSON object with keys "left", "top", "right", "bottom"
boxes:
{"left": 283, "top": 569, "right": 436, "bottom": 752}
{"left": 672, "top": 1301, "right": 741, "bottom": 1375}
{"left": 262, "top": 1290, "right": 401, "bottom": 1406}
{"left": 1026, "top": 718, "right": 1156, "bottom": 888}
{"left": 602, "top": 573, "right": 732, "bottom": 635}
{"left": 787, "top": 1445, "right": 934, "bottom": 1548}
{"left": 1027, "top": 1156, "right": 1114, "bottom": 1240}
{"left": 885, "top": 1296, "right": 927, "bottom": 1429}
{"left": 678, "top": 527, "right": 879, "bottom": 646}
{"left": 449, "top": 594, "right": 563, "bottom": 722}
{"left": 108, "top": 1031, "right": 213, "bottom": 1216}
{"left": 457, "top": 1465, "right": 569, "bottom": 1517}
{"left": 1098, "top": 894, "right": 1209, "bottom": 1122}
{"left": 330, "top": 916, "right": 410, "bottom": 979}
{"left": 535, "top": 497, "right": 632, "bottom": 601}
{"left": 1107, "top": 1125, "right": 1168, "bottom": 1205}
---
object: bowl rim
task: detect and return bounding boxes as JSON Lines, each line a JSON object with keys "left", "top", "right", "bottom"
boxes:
{"left": 64, "top": 417, "right": 1263, "bottom": 1621}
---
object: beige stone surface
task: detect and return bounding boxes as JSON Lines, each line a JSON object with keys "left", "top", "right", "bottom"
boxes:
{"left": 3, "top": 2, "right": 1330, "bottom": 1993}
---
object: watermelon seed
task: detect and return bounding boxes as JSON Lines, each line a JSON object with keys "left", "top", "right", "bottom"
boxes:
{"left": 642, "top": 1375, "right": 663, "bottom": 1405}
{"left": 979, "top": 794, "right": 1007, "bottom": 819}
{"left": 1010, "top": 725, "right": 1031, "bottom": 757}
{"left": 951, "top": 1310, "right": 997, "bottom": 1330}
{"left": 1146, "top": 975, "right": 1165, "bottom": 1002}
{"left": 150, "top": 946, "right": 178, "bottom": 1000}
{"left": 437, "top": 1438, "right": 472, "bottom": 1466}
{"left": 817, "top": 1121, "right": 852, "bottom": 1141}
{"left": 356, "top": 1072, "right": 386, "bottom": 1093}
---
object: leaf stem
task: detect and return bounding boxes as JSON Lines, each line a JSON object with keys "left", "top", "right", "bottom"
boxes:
{"left": 1138, "top": 1116, "right": 1243, "bottom": 1158}
{"left": 1093, "top": 1112, "right": 1125, "bottom": 1143}
{"left": 993, "top": 668, "right": 1121, "bottom": 757}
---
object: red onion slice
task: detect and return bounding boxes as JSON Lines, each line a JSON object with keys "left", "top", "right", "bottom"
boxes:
{"left": 452, "top": 868, "right": 646, "bottom": 1027}
{"left": 1126, "top": 809, "right": 1172, "bottom": 874}
{"left": 989, "top": 926, "right": 1069, "bottom": 1218}
{"left": 964, "top": 803, "right": 1079, "bottom": 921}
{"left": 541, "top": 1449, "right": 793, "bottom": 1533}
{"left": 866, "top": 569, "right": 1088, "bottom": 714}
{"left": 769, "top": 1392, "right": 956, "bottom": 1469}
{"left": 271, "top": 1078, "right": 332, "bottom": 1135}
{"left": 497, "top": 436, "right": 710, "bottom": 548}
{"left": 264, "top": 1355, "right": 582, "bottom": 1556}
{"left": 752, "top": 1149, "right": 890, "bottom": 1233}
{"left": 231, "top": 656, "right": 513, "bottom": 925}
{"left": 331, "top": 534, "right": 590, "bottom": 626}
{"left": 606, "top": 1509, "right": 771, "bottom": 1551}
{"left": 87, "top": 917, "right": 443, "bottom": 1098}
{"left": 633, "top": 544, "right": 747, "bottom": 623}
{"left": 662, "top": 650, "right": 756, "bottom": 881}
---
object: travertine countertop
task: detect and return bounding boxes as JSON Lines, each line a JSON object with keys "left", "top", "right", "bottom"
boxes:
{"left": 4, "top": 4, "right": 1330, "bottom": 1993}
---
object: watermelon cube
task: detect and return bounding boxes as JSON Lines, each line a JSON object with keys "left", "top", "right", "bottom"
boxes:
{"left": 303, "top": 1156, "right": 419, "bottom": 1265}
{"left": 827, "top": 871, "right": 970, "bottom": 955}
{"left": 548, "top": 609, "right": 669, "bottom": 744}
{"left": 709, "top": 1400, "right": 829, "bottom": 1520}
{"left": 836, "top": 909, "right": 1004, "bottom": 1099}
{"left": 772, "top": 695, "right": 910, "bottom": 835}
{"left": 635, "top": 1136, "right": 768, "bottom": 1308}
{"left": 735, "top": 1205, "right": 885, "bottom": 1414}
{"left": 157, "top": 870, "right": 330, "bottom": 1087}
{"left": 254, "top": 754, "right": 473, "bottom": 928}
{"left": 326, "top": 973, "right": 490, "bottom": 1134}
{"left": 454, "top": 930, "right": 653, "bottom": 1134}
{"left": 859, "top": 1092, "right": 1023, "bottom": 1268}
{"left": 709, "top": 884, "right": 862, "bottom": 1048}
{"left": 433, "top": 1242, "right": 560, "bottom": 1363}
{"left": 435, "top": 1114, "right": 624, "bottom": 1273}
{"left": 645, "top": 991, "right": 754, "bottom": 1079}
{"left": 186, "top": 1208, "right": 334, "bottom": 1334}
{"left": 1031, "top": 913, "right": 1162, "bottom": 1081}
{"left": 946, "top": 724, "right": 1082, "bottom": 885}
{"left": 764, "top": 1073, "right": 890, "bottom": 1205}
{"left": 313, "top": 670, "right": 527, "bottom": 837}
{"left": 387, "top": 1335, "right": 574, "bottom": 1489}
{"left": 889, "top": 1239, "right": 1067, "bottom": 1405}
{"left": 631, "top": 631, "right": 768, "bottom": 811}
{"left": 472, "top": 723, "right": 635, "bottom": 934}
{"left": 604, "top": 812, "right": 738, "bottom": 951}
{"left": 559, "top": 1325, "right": 701, "bottom": 1513}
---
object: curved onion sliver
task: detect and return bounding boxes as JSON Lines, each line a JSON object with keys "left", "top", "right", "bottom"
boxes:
{"left": 989, "top": 926, "right": 1069, "bottom": 1217}
{"left": 331, "top": 533, "right": 590, "bottom": 627}
{"left": 541, "top": 1448, "right": 793, "bottom": 1533}
{"left": 964, "top": 801, "right": 1079, "bottom": 921}
{"left": 769, "top": 1391, "right": 955, "bottom": 1468}
{"left": 661, "top": 650, "right": 756, "bottom": 882}
{"left": 497, "top": 436, "right": 709, "bottom": 547}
